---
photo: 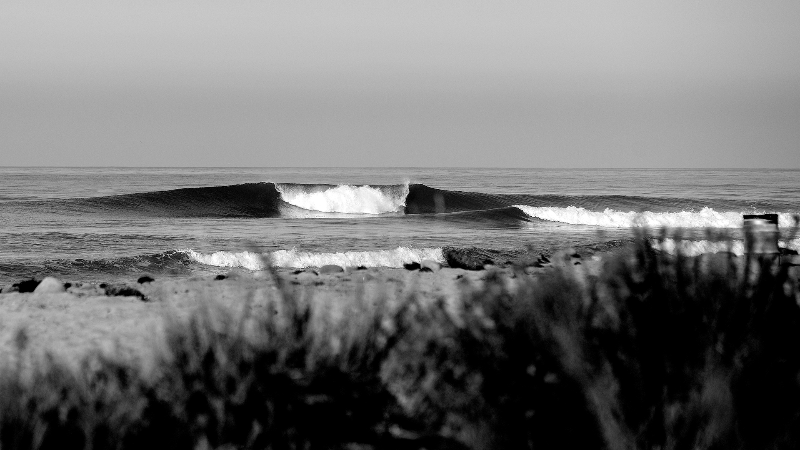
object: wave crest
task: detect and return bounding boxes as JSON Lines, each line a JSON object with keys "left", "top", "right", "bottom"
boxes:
{"left": 276, "top": 183, "right": 408, "bottom": 214}
{"left": 183, "top": 246, "right": 443, "bottom": 269}
{"left": 515, "top": 205, "right": 797, "bottom": 229}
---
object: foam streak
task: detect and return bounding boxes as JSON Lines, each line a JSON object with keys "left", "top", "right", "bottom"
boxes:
{"left": 184, "top": 247, "right": 443, "bottom": 269}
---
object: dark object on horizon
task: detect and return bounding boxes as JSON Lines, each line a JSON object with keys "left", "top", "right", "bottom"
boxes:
{"left": 570, "top": 252, "right": 581, "bottom": 258}
{"left": 13, "top": 278, "right": 41, "bottom": 293}
{"left": 214, "top": 274, "right": 227, "bottom": 280}
{"left": 743, "top": 213, "right": 780, "bottom": 255}
{"left": 63, "top": 282, "right": 72, "bottom": 289}
{"left": 137, "top": 275, "right": 155, "bottom": 284}
{"left": 356, "top": 266, "right": 368, "bottom": 271}
{"left": 403, "top": 262, "right": 421, "bottom": 271}
{"left": 292, "top": 269, "right": 304, "bottom": 275}
{"left": 104, "top": 284, "right": 147, "bottom": 301}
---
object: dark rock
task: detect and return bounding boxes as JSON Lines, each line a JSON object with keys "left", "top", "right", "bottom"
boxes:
{"left": 99, "top": 283, "right": 107, "bottom": 289}
{"left": 356, "top": 266, "right": 368, "bottom": 271}
{"left": 104, "top": 284, "right": 147, "bottom": 301}
{"left": 64, "top": 282, "right": 72, "bottom": 289}
{"left": 403, "top": 262, "right": 421, "bottom": 271}
{"left": 292, "top": 269, "right": 304, "bottom": 275}
{"left": 574, "top": 261, "right": 582, "bottom": 265}
{"left": 780, "top": 247, "right": 799, "bottom": 256}
{"left": 539, "top": 254, "right": 550, "bottom": 263}
{"left": 214, "top": 274, "right": 227, "bottom": 280}
{"left": 137, "top": 275, "right": 155, "bottom": 284}
{"left": 571, "top": 252, "right": 581, "bottom": 258}
{"left": 14, "top": 279, "right": 41, "bottom": 293}
{"left": 319, "top": 265, "right": 344, "bottom": 274}
{"left": 442, "top": 247, "right": 497, "bottom": 271}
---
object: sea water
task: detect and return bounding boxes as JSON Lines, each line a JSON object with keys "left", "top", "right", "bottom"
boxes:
{"left": 0, "top": 167, "right": 798, "bottom": 282}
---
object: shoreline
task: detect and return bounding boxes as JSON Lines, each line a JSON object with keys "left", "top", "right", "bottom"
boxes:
{"left": 0, "top": 250, "right": 605, "bottom": 368}
{"left": 1, "top": 243, "right": 798, "bottom": 448}
{"left": 6, "top": 242, "right": 793, "bottom": 371}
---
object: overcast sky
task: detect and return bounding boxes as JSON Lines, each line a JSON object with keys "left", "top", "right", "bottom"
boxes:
{"left": 1, "top": 1, "right": 799, "bottom": 168}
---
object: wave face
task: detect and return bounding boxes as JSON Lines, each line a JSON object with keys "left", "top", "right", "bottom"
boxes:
{"left": 276, "top": 183, "right": 408, "bottom": 214}
{"left": 74, "top": 183, "right": 283, "bottom": 218}
{"left": 184, "top": 247, "right": 444, "bottom": 269}
{"left": 515, "top": 206, "right": 798, "bottom": 229}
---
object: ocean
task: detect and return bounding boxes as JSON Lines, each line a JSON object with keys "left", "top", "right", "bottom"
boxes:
{"left": 1, "top": 167, "right": 798, "bottom": 283}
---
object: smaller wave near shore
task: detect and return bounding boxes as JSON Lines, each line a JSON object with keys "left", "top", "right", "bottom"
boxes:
{"left": 184, "top": 247, "right": 444, "bottom": 270}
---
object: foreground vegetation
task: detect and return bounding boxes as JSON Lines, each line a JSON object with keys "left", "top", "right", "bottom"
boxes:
{"left": 1, "top": 235, "right": 800, "bottom": 450}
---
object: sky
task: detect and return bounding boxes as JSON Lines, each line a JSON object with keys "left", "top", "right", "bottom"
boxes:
{"left": 1, "top": 0, "right": 799, "bottom": 168}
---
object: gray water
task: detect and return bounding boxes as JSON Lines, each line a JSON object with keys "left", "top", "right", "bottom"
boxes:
{"left": 0, "top": 167, "right": 797, "bottom": 282}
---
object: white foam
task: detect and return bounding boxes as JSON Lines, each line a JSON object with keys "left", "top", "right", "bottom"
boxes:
{"left": 515, "top": 205, "right": 797, "bottom": 229}
{"left": 651, "top": 238, "right": 800, "bottom": 257}
{"left": 651, "top": 239, "right": 745, "bottom": 257}
{"left": 276, "top": 184, "right": 408, "bottom": 214}
{"left": 183, "top": 247, "right": 444, "bottom": 269}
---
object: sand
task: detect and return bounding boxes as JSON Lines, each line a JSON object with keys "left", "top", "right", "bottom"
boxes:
{"left": 0, "top": 253, "right": 604, "bottom": 370}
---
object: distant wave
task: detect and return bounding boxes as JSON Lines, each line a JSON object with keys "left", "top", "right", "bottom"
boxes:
{"left": 183, "top": 247, "right": 444, "bottom": 269}
{"left": 515, "top": 205, "right": 798, "bottom": 229}
{"left": 10, "top": 182, "right": 792, "bottom": 223}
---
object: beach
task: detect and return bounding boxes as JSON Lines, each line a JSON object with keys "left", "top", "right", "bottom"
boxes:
{"left": 0, "top": 252, "right": 603, "bottom": 369}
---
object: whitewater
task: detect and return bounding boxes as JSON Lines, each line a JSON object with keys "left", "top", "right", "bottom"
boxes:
{"left": 184, "top": 247, "right": 444, "bottom": 270}
{"left": 651, "top": 238, "right": 800, "bottom": 257}
{"left": 276, "top": 183, "right": 409, "bottom": 214}
{"left": 515, "top": 205, "right": 798, "bottom": 229}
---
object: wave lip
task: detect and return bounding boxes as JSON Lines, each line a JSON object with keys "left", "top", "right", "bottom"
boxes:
{"left": 515, "top": 205, "right": 797, "bottom": 229}
{"left": 276, "top": 183, "right": 409, "bottom": 215}
{"left": 183, "top": 246, "right": 444, "bottom": 269}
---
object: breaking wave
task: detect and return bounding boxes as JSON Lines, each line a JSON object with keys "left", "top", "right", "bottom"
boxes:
{"left": 276, "top": 183, "right": 408, "bottom": 214}
{"left": 515, "top": 206, "right": 797, "bottom": 229}
{"left": 183, "top": 247, "right": 444, "bottom": 269}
